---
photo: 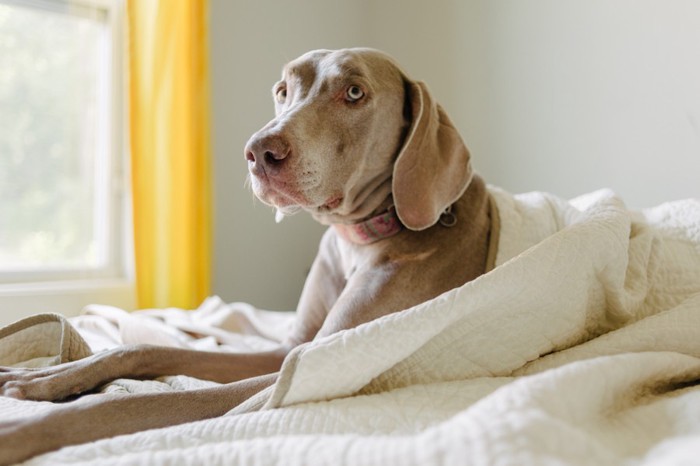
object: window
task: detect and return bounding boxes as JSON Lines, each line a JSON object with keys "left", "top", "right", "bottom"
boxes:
{"left": 0, "top": 0, "right": 133, "bottom": 323}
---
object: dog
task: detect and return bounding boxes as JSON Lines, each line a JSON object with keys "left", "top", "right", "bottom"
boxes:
{"left": 0, "top": 48, "right": 495, "bottom": 464}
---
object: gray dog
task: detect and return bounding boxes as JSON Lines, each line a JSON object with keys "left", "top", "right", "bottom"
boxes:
{"left": 0, "top": 48, "right": 495, "bottom": 464}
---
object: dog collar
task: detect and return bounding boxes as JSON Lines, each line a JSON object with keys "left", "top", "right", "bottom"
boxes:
{"left": 334, "top": 207, "right": 403, "bottom": 245}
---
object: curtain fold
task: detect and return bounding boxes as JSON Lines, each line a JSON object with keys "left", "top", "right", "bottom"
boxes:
{"left": 127, "top": 0, "right": 212, "bottom": 309}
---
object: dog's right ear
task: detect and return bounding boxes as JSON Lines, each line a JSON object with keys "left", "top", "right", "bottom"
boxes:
{"left": 392, "top": 80, "right": 473, "bottom": 231}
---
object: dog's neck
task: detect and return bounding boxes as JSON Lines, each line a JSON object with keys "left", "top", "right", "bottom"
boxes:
{"left": 333, "top": 203, "right": 403, "bottom": 245}
{"left": 331, "top": 191, "right": 468, "bottom": 245}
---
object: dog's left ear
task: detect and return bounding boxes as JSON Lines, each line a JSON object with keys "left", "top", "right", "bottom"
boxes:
{"left": 392, "top": 80, "right": 473, "bottom": 231}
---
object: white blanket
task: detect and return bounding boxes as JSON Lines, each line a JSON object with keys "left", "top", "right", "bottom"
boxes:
{"left": 2, "top": 187, "right": 700, "bottom": 465}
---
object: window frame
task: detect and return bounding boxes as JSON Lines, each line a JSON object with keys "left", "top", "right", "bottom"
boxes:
{"left": 0, "top": 0, "right": 134, "bottom": 325}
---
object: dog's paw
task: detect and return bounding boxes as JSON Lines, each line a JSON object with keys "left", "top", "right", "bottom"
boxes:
{"left": 0, "top": 363, "right": 92, "bottom": 401}
{"left": 0, "top": 368, "right": 50, "bottom": 400}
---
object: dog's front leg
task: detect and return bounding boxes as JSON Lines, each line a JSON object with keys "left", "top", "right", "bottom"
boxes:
{"left": 0, "top": 346, "right": 145, "bottom": 401}
{"left": 0, "top": 344, "right": 288, "bottom": 401}
{"left": 0, "top": 373, "right": 276, "bottom": 465}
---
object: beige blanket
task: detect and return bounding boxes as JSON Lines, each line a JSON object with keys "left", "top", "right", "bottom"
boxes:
{"left": 1, "top": 187, "right": 700, "bottom": 465}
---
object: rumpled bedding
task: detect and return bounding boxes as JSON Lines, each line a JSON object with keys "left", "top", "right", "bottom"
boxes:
{"left": 1, "top": 186, "right": 700, "bottom": 465}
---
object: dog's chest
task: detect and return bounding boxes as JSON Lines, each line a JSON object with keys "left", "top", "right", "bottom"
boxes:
{"left": 332, "top": 232, "right": 392, "bottom": 281}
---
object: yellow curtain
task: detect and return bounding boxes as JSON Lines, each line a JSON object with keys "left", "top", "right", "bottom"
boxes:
{"left": 127, "top": 0, "right": 212, "bottom": 309}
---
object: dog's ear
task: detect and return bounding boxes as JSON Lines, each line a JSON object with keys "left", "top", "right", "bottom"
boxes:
{"left": 392, "top": 80, "right": 473, "bottom": 231}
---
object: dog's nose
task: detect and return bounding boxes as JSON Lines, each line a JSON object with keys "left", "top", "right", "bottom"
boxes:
{"left": 245, "top": 133, "right": 290, "bottom": 173}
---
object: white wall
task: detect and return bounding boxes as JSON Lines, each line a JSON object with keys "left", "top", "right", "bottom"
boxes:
{"left": 210, "top": 0, "right": 700, "bottom": 310}
{"left": 461, "top": 0, "right": 700, "bottom": 207}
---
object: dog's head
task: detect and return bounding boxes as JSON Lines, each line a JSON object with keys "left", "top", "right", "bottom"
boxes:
{"left": 244, "top": 48, "right": 472, "bottom": 230}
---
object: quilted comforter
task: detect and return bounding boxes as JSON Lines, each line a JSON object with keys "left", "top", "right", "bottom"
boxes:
{"left": 2, "top": 187, "right": 700, "bottom": 465}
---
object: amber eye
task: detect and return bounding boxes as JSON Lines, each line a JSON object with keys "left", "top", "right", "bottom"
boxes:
{"left": 345, "top": 85, "right": 364, "bottom": 102}
{"left": 275, "top": 87, "right": 287, "bottom": 103}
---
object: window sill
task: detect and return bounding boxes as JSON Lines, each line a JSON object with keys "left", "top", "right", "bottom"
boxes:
{"left": 0, "top": 279, "right": 135, "bottom": 327}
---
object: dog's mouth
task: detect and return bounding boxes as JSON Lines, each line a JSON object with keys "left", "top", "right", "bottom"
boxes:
{"left": 248, "top": 174, "right": 303, "bottom": 207}
{"left": 318, "top": 196, "right": 343, "bottom": 211}
{"left": 249, "top": 171, "right": 346, "bottom": 216}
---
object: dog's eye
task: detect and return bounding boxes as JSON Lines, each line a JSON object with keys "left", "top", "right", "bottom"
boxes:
{"left": 275, "top": 87, "right": 287, "bottom": 103}
{"left": 345, "top": 85, "right": 364, "bottom": 102}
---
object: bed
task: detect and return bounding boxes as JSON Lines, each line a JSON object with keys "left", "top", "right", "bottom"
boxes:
{"left": 2, "top": 186, "right": 700, "bottom": 465}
